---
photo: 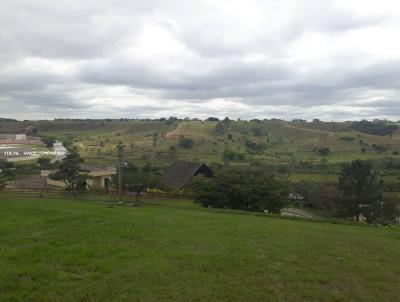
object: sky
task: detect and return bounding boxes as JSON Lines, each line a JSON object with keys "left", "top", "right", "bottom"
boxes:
{"left": 0, "top": 0, "right": 400, "bottom": 121}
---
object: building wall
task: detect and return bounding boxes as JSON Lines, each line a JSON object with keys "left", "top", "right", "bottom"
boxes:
{"left": 86, "top": 175, "right": 112, "bottom": 188}
{"left": 44, "top": 173, "right": 113, "bottom": 189}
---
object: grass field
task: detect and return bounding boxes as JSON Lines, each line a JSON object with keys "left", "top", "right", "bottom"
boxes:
{"left": 1, "top": 193, "right": 400, "bottom": 301}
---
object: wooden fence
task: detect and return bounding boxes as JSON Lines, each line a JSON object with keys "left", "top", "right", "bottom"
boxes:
{"left": 0, "top": 187, "right": 191, "bottom": 200}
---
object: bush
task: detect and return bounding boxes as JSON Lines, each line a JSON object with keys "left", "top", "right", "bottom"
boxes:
{"left": 252, "top": 128, "right": 263, "bottom": 137}
{"left": 41, "top": 136, "right": 56, "bottom": 147}
{"left": 318, "top": 147, "right": 330, "bottom": 156}
{"left": 193, "top": 167, "right": 288, "bottom": 213}
{"left": 292, "top": 181, "right": 338, "bottom": 211}
{"left": 245, "top": 140, "right": 266, "bottom": 153}
{"left": 37, "top": 157, "right": 52, "bottom": 169}
{"left": 214, "top": 123, "right": 225, "bottom": 135}
{"left": 340, "top": 136, "right": 354, "bottom": 141}
{"left": 223, "top": 150, "right": 246, "bottom": 161}
{"left": 372, "top": 144, "right": 387, "bottom": 153}
{"left": 179, "top": 136, "right": 194, "bottom": 149}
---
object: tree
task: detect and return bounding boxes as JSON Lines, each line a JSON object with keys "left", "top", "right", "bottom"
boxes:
{"left": 116, "top": 142, "right": 125, "bottom": 202}
{"left": 337, "top": 160, "right": 384, "bottom": 223}
{"left": 193, "top": 167, "right": 288, "bottom": 213}
{"left": 49, "top": 146, "right": 88, "bottom": 196}
{"left": 121, "top": 164, "right": 159, "bottom": 203}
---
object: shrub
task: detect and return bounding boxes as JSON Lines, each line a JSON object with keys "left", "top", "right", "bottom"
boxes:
{"left": 340, "top": 136, "right": 354, "bottom": 141}
{"left": 318, "top": 147, "right": 330, "bottom": 156}
{"left": 179, "top": 136, "right": 194, "bottom": 149}
{"left": 245, "top": 140, "right": 266, "bottom": 153}
{"left": 252, "top": 128, "right": 263, "bottom": 137}
{"left": 41, "top": 136, "right": 56, "bottom": 147}
{"left": 193, "top": 167, "right": 288, "bottom": 213}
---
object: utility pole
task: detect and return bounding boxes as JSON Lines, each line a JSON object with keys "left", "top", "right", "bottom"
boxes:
{"left": 116, "top": 142, "right": 125, "bottom": 204}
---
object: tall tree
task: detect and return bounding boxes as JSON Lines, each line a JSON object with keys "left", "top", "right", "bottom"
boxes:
{"left": 49, "top": 146, "right": 88, "bottom": 196}
{"left": 116, "top": 142, "right": 125, "bottom": 203}
{"left": 337, "top": 160, "right": 384, "bottom": 223}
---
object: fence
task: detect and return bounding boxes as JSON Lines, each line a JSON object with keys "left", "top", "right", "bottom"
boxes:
{"left": 0, "top": 187, "right": 192, "bottom": 200}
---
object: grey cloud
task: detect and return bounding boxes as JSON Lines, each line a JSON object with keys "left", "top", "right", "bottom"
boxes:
{"left": 0, "top": 0, "right": 399, "bottom": 120}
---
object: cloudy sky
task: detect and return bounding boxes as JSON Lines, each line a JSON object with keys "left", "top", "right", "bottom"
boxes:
{"left": 1, "top": 0, "right": 399, "bottom": 121}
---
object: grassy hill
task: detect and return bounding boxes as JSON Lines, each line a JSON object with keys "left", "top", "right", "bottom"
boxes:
{"left": 0, "top": 193, "right": 399, "bottom": 301}
{"left": 1, "top": 119, "right": 400, "bottom": 184}
{"left": 1, "top": 119, "right": 399, "bottom": 165}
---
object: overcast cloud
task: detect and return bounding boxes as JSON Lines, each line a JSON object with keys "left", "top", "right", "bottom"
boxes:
{"left": 0, "top": 0, "right": 399, "bottom": 120}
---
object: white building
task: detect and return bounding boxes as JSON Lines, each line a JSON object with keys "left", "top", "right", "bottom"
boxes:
{"left": 15, "top": 134, "right": 26, "bottom": 141}
{"left": 53, "top": 141, "right": 67, "bottom": 159}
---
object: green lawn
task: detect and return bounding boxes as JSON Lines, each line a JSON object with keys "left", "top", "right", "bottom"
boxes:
{"left": 1, "top": 194, "right": 400, "bottom": 301}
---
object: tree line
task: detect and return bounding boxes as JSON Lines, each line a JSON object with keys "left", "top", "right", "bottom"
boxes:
{"left": 41, "top": 145, "right": 399, "bottom": 224}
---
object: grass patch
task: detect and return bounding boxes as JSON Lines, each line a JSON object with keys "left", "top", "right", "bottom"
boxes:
{"left": 0, "top": 194, "right": 400, "bottom": 301}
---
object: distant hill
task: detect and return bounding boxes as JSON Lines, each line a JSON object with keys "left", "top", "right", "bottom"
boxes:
{"left": 0, "top": 119, "right": 399, "bottom": 167}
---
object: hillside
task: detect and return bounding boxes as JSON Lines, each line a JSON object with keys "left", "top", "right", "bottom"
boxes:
{"left": 1, "top": 119, "right": 400, "bottom": 185}
{"left": 1, "top": 194, "right": 399, "bottom": 301}
{"left": 1, "top": 119, "right": 399, "bottom": 166}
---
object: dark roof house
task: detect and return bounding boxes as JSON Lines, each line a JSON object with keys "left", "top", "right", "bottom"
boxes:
{"left": 163, "top": 161, "right": 213, "bottom": 188}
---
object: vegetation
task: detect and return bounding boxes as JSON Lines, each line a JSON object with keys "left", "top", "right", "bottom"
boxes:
{"left": 1, "top": 119, "right": 400, "bottom": 217}
{"left": 223, "top": 150, "right": 246, "bottom": 161}
{"left": 37, "top": 157, "right": 53, "bottom": 169}
{"left": 49, "top": 147, "right": 88, "bottom": 195}
{"left": 318, "top": 147, "right": 331, "bottom": 156}
{"left": 40, "top": 136, "right": 56, "bottom": 147}
{"left": 352, "top": 120, "right": 398, "bottom": 136}
{"left": 337, "top": 160, "right": 398, "bottom": 223}
{"left": 0, "top": 194, "right": 400, "bottom": 301}
{"left": 178, "top": 136, "right": 194, "bottom": 149}
{"left": 119, "top": 164, "right": 160, "bottom": 202}
{"left": 0, "top": 175, "right": 5, "bottom": 190}
{"left": 193, "top": 167, "right": 288, "bottom": 213}
{"left": 292, "top": 181, "right": 338, "bottom": 211}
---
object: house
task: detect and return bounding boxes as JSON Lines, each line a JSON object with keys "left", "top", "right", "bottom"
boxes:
{"left": 53, "top": 141, "right": 67, "bottom": 159}
{"left": 15, "top": 134, "right": 26, "bottom": 141}
{"left": 41, "top": 164, "right": 116, "bottom": 189}
{"left": 0, "top": 134, "right": 42, "bottom": 145}
{"left": 163, "top": 161, "right": 213, "bottom": 188}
